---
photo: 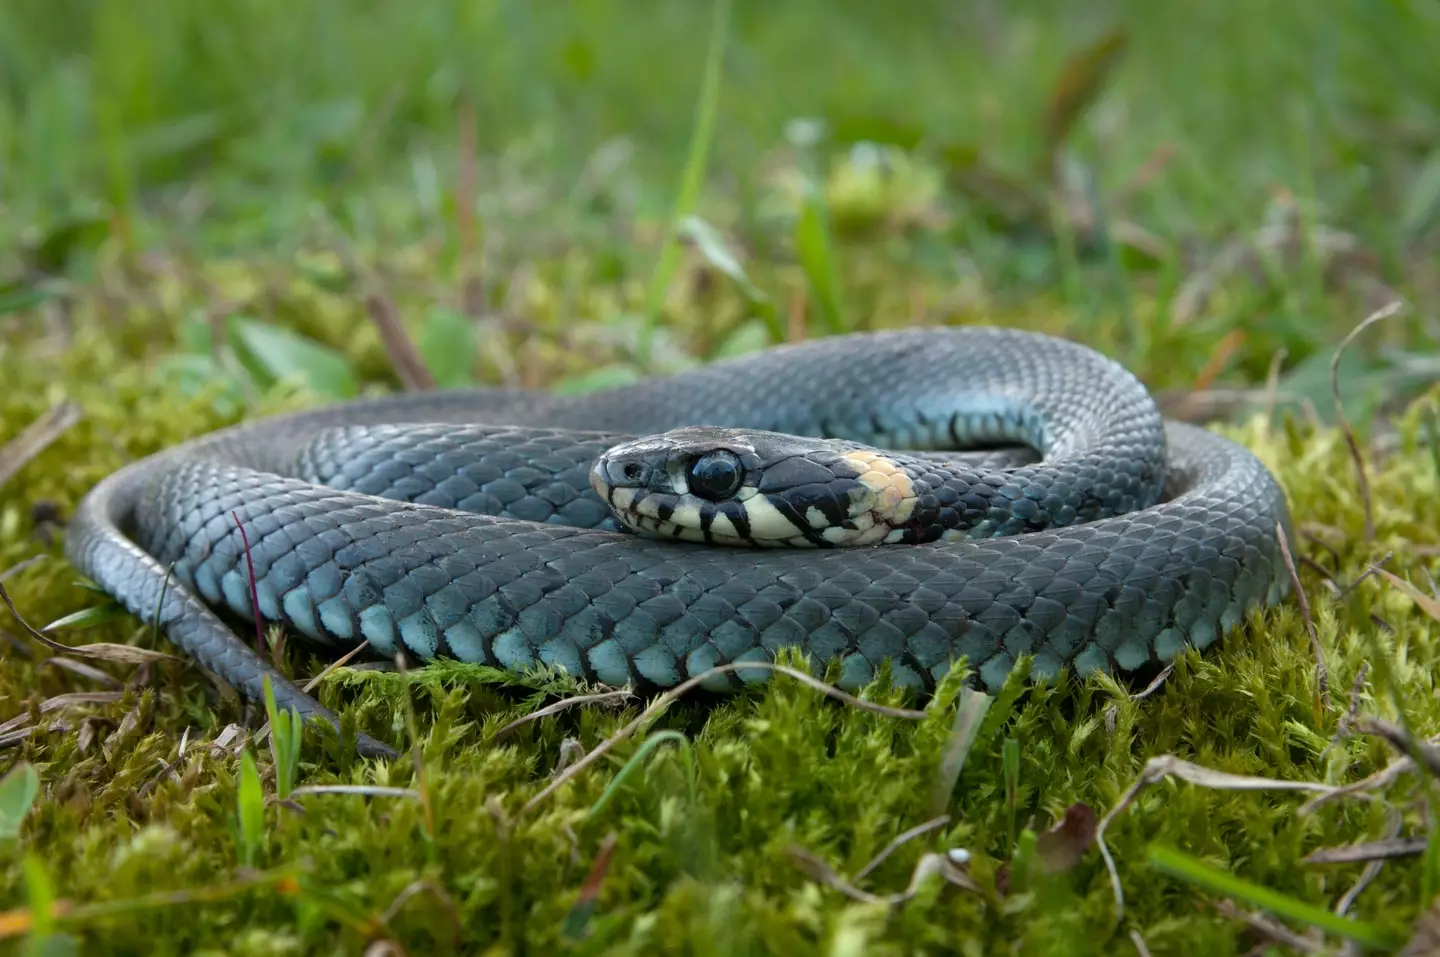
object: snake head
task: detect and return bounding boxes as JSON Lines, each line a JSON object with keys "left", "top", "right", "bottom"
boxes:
{"left": 590, "top": 426, "right": 919, "bottom": 547}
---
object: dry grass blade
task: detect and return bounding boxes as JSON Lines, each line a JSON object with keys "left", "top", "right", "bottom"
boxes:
{"left": 1299, "top": 745, "right": 1431, "bottom": 814}
{"left": 1372, "top": 566, "right": 1440, "bottom": 622}
{"left": 789, "top": 845, "right": 962, "bottom": 906}
{"left": 1131, "top": 664, "right": 1174, "bottom": 701}
{"left": 39, "top": 656, "right": 123, "bottom": 688}
{"left": 1305, "top": 837, "right": 1426, "bottom": 867}
{"left": 492, "top": 690, "right": 637, "bottom": 742}
{"left": 1096, "top": 755, "right": 1341, "bottom": 919}
{"left": 0, "top": 583, "right": 182, "bottom": 664}
{"left": 852, "top": 815, "right": 951, "bottom": 883}
{"left": 379, "top": 878, "right": 462, "bottom": 945}
{"left": 0, "top": 398, "right": 82, "bottom": 490}
{"left": 289, "top": 785, "right": 422, "bottom": 800}
{"left": 1275, "top": 521, "right": 1330, "bottom": 713}
{"left": 1330, "top": 300, "right": 1406, "bottom": 540}
{"left": 1354, "top": 716, "right": 1440, "bottom": 776}
{"left": 928, "top": 687, "right": 991, "bottom": 819}
{"left": 519, "top": 661, "right": 928, "bottom": 816}
{"left": 1128, "top": 929, "right": 1153, "bottom": 957}
{"left": 1334, "top": 814, "right": 1402, "bottom": 915}
{"left": 0, "top": 691, "right": 124, "bottom": 734}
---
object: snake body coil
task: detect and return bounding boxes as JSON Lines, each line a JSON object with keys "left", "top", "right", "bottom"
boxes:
{"left": 66, "top": 327, "right": 1292, "bottom": 758}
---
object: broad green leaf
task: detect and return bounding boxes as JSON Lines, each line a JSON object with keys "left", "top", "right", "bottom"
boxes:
{"left": 228, "top": 317, "right": 359, "bottom": 399}
{"left": 0, "top": 762, "right": 40, "bottom": 839}
{"left": 417, "top": 308, "right": 478, "bottom": 388}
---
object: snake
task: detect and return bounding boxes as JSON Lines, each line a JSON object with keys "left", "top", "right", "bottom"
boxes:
{"left": 64, "top": 326, "right": 1292, "bottom": 760}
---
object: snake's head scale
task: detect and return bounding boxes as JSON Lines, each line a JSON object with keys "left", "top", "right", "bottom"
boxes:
{"left": 590, "top": 427, "right": 921, "bottom": 548}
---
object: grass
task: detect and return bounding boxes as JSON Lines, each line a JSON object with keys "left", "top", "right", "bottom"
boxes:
{"left": 1, "top": 0, "right": 1440, "bottom": 952}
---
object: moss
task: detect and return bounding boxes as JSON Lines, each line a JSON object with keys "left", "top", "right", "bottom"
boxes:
{"left": 2, "top": 273, "right": 1439, "bottom": 956}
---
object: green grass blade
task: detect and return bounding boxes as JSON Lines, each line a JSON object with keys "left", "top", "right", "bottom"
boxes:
{"left": 1146, "top": 844, "right": 1404, "bottom": 950}
{"left": 794, "top": 181, "right": 845, "bottom": 334}
{"left": 590, "top": 730, "right": 695, "bottom": 818}
{"left": 236, "top": 752, "right": 265, "bottom": 868}
{"left": 636, "top": 0, "right": 731, "bottom": 365}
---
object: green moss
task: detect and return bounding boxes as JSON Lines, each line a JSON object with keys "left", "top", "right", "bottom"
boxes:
{"left": 2, "top": 267, "right": 1439, "bottom": 956}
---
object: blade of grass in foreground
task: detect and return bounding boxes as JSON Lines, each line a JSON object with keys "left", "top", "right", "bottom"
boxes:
{"left": 1146, "top": 844, "right": 1404, "bottom": 951}
{"left": 636, "top": 0, "right": 732, "bottom": 367}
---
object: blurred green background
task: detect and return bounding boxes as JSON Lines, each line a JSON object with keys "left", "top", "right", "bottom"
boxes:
{"left": 1, "top": 0, "right": 1437, "bottom": 412}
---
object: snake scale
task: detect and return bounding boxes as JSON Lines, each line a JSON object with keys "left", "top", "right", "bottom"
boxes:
{"left": 65, "top": 326, "right": 1292, "bottom": 759}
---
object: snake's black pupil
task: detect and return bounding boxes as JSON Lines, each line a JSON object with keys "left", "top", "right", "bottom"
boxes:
{"left": 688, "top": 452, "right": 742, "bottom": 500}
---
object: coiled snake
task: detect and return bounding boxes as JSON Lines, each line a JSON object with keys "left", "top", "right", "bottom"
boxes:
{"left": 65, "top": 326, "right": 1292, "bottom": 759}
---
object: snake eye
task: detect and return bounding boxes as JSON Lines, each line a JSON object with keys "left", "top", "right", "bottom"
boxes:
{"left": 687, "top": 451, "right": 743, "bottom": 501}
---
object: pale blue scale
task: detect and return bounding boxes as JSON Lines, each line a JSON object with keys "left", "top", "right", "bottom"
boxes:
{"left": 493, "top": 627, "right": 538, "bottom": 672}
{"left": 442, "top": 620, "right": 490, "bottom": 663}
{"left": 282, "top": 587, "right": 319, "bottom": 637}
{"left": 317, "top": 596, "right": 356, "bottom": 640}
{"left": 357, "top": 604, "right": 399, "bottom": 656}
{"left": 398, "top": 611, "right": 439, "bottom": 658}
{"left": 584, "top": 639, "right": 634, "bottom": 686}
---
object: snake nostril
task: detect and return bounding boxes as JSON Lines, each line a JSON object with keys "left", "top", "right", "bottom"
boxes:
{"left": 622, "top": 462, "right": 645, "bottom": 482}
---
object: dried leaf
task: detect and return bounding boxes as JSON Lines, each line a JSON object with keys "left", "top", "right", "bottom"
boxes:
{"left": 51, "top": 642, "right": 181, "bottom": 665}
{"left": 1035, "top": 802, "right": 1097, "bottom": 873}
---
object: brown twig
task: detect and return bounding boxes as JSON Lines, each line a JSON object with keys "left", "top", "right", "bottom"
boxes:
{"left": 365, "top": 295, "right": 436, "bottom": 391}
{"left": 1330, "top": 300, "right": 1406, "bottom": 540}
